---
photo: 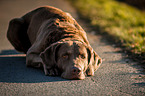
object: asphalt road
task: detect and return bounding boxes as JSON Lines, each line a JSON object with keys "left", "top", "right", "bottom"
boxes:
{"left": 0, "top": 0, "right": 145, "bottom": 96}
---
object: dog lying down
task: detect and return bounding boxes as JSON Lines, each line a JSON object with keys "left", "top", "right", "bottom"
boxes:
{"left": 7, "top": 6, "right": 102, "bottom": 80}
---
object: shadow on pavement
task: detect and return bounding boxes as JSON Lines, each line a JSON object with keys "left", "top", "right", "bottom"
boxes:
{"left": 0, "top": 50, "right": 67, "bottom": 83}
{"left": 132, "top": 82, "right": 145, "bottom": 87}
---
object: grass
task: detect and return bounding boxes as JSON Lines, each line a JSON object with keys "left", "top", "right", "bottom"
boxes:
{"left": 68, "top": 0, "right": 145, "bottom": 63}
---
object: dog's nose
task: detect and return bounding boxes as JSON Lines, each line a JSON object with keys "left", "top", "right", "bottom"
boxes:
{"left": 71, "top": 67, "right": 82, "bottom": 75}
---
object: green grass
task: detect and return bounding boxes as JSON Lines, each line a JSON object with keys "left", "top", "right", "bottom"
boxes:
{"left": 68, "top": 0, "right": 145, "bottom": 62}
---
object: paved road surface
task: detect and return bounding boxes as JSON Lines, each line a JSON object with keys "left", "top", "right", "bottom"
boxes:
{"left": 0, "top": 0, "right": 145, "bottom": 96}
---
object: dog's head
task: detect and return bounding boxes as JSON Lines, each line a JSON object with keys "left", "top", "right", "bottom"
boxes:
{"left": 40, "top": 41, "right": 102, "bottom": 80}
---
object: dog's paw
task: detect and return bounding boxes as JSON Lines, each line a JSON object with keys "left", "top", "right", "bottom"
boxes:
{"left": 45, "top": 68, "right": 60, "bottom": 76}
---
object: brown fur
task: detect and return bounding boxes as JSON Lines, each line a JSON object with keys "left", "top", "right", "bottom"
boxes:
{"left": 7, "top": 6, "right": 102, "bottom": 79}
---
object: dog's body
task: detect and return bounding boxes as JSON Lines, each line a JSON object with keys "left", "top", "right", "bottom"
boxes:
{"left": 7, "top": 6, "right": 102, "bottom": 79}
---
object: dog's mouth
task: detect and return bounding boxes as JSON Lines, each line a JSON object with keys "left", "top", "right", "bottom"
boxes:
{"left": 71, "top": 74, "right": 86, "bottom": 80}
{"left": 61, "top": 71, "right": 86, "bottom": 80}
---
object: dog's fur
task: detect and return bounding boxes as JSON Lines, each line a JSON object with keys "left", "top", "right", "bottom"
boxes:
{"left": 7, "top": 6, "right": 102, "bottom": 79}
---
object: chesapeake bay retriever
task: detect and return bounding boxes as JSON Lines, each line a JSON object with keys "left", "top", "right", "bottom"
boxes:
{"left": 7, "top": 6, "right": 102, "bottom": 80}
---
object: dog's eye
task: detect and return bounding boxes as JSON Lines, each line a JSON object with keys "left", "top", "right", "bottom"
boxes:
{"left": 80, "top": 54, "right": 85, "bottom": 59}
{"left": 62, "top": 54, "right": 68, "bottom": 59}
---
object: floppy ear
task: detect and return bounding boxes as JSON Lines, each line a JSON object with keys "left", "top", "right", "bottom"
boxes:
{"left": 86, "top": 46, "right": 102, "bottom": 76}
{"left": 40, "top": 42, "right": 62, "bottom": 75}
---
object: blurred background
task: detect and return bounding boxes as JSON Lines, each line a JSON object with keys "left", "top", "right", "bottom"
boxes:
{"left": 118, "top": 0, "right": 145, "bottom": 10}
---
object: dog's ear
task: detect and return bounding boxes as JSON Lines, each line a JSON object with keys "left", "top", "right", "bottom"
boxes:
{"left": 40, "top": 42, "right": 62, "bottom": 75}
{"left": 86, "top": 46, "right": 102, "bottom": 76}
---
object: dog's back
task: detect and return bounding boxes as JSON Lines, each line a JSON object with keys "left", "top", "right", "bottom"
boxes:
{"left": 22, "top": 6, "right": 69, "bottom": 44}
{"left": 7, "top": 6, "right": 89, "bottom": 53}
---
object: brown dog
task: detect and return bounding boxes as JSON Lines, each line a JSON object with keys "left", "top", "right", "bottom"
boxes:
{"left": 7, "top": 6, "right": 102, "bottom": 80}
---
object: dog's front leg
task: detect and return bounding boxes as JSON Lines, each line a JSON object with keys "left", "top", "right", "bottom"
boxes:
{"left": 42, "top": 62, "right": 49, "bottom": 75}
{"left": 26, "top": 52, "right": 42, "bottom": 68}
